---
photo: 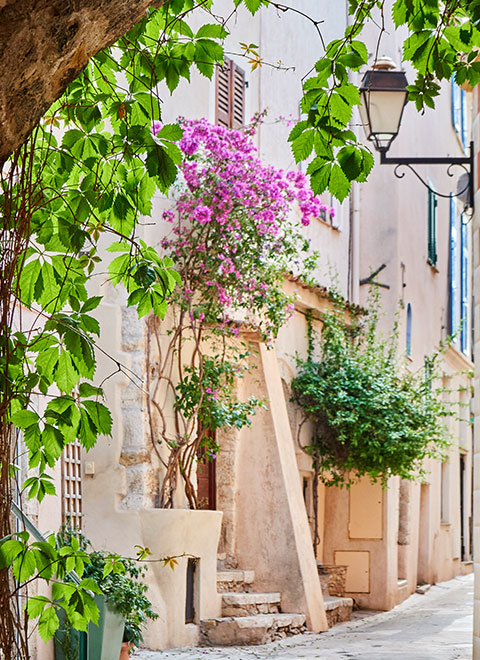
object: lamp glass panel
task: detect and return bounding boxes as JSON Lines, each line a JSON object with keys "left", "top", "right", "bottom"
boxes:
{"left": 364, "top": 89, "right": 407, "bottom": 137}
{"left": 358, "top": 96, "right": 370, "bottom": 138}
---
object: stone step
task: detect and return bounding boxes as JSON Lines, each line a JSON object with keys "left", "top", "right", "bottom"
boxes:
{"left": 323, "top": 596, "right": 353, "bottom": 628}
{"left": 216, "top": 553, "right": 238, "bottom": 570}
{"left": 221, "top": 592, "right": 281, "bottom": 617}
{"left": 200, "top": 612, "right": 306, "bottom": 646}
{"left": 216, "top": 569, "right": 255, "bottom": 593}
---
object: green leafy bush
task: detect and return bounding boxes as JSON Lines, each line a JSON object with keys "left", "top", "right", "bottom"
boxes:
{"left": 291, "top": 296, "right": 457, "bottom": 487}
{"left": 56, "top": 528, "right": 157, "bottom": 647}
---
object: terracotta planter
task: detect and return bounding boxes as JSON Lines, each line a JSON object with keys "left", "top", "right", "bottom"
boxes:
{"left": 120, "top": 642, "right": 133, "bottom": 660}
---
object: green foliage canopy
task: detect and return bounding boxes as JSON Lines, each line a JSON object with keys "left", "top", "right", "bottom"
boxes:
{"left": 291, "top": 299, "right": 456, "bottom": 487}
{"left": 293, "top": 0, "right": 480, "bottom": 201}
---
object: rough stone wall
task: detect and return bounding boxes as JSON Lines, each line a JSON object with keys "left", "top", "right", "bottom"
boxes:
{"left": 0, "top": 0, "right": 163, "bottom": 163}
{"left": 398, "top": 479, "right": 411, "bottom": 545}
{"left": 116, "top": 301, "right": 157, "bottom": 509}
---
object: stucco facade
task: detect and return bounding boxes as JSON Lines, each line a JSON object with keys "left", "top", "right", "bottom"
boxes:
{"left": 22, "top": 0, "right": 475, "bottom": 655}
{"left": 470, "top": 76, "right": 480, "bottom": 660}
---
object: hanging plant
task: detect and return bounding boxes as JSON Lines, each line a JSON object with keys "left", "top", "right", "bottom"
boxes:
{"left": 291, "top": 294, "right": 460, "bottom": 489}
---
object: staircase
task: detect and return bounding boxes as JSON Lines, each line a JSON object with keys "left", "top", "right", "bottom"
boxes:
{"left": 200, "top": 567, "right": 307, "bottom": 645}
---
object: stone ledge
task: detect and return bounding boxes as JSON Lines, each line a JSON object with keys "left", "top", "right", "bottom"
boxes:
{"left": 200, "top": 612, "right": 306, "bottom": 646}
{"left": 217, "top": 570, "right": 255, "bottom": 593}
{"left": 221, "top": 592, "right": 281, "bottom": 617}
{"left": 323, "top": 596, "right": 353, "bottom": 628}
{"left": 323, "top": 596, "right": 354, "bottom": 611}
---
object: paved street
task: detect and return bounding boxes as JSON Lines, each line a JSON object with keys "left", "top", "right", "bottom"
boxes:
{"left": 137, "top": 574, "right": 473, "bottom": 660}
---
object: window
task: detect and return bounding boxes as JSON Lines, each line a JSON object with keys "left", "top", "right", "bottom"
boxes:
{"left": 427, "top": 188, "right": 437, "bottom": 266}
{"left": 449, "top": 195, "right": 470, "bottom": 355}
{"left": 441, "top": 459, "right": 450, "bottom": 524}
{"left": 406, "top": 303, "right": 412, "bottom": 358}
{"left": 185, "top": 558, "right": 197, "bottom": 623}
{"left": 61, "top": 440, "right": 83, "bottom": 530}
{"left": 452, "top": 77, "right": 468, "bottom": 150}
{"left": 450, "top": 195, "right": 459, "bottom": 337}
{"left": 461, "top": 217, "right": 469, "bottom": 354}
{"left": 215, "top": 58, "right": 245, "bottom": 129}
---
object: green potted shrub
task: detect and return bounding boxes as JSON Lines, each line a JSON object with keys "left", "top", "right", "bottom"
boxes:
{"left": 85, "top": 549, "right": 158, "bottom": 656}
{"left": 54, "top": 528, "right": 157, "bottom": 660}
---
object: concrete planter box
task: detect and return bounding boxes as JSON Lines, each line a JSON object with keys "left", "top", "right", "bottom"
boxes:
{"left": 83, "top": 508, "right": 223, "bottom": 651}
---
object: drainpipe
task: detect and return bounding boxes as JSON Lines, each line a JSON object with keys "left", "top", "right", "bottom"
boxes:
{"left": 349, "top": 177, "right": 361, "bottom": 305}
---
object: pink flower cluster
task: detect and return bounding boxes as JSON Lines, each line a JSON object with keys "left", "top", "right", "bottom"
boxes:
{"left": 160, "top": 118, "right": 322, "bottom": 339}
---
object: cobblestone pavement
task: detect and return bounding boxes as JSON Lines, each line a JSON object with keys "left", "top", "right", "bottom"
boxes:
{"left": 136, "top": 573, "right": 473, "bottom": 660}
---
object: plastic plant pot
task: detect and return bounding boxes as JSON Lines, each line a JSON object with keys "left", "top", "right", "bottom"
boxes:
{"left": 87, "top": 594, "right": 125, "bottom": 660}
{"left": 54, "top": 594, "right": 124, "bottom": 660}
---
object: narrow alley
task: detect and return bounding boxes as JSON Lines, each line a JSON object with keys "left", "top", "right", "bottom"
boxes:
{"left": 138, "top": 575, "right": 473, "bottom": 660}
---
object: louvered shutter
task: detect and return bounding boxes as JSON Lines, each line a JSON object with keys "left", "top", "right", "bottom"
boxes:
{"left": 449, "top": 195, "right": 459, "bottom": 334}
{"left": 461, "top": 87, "right": 468, "bottom": 149}
{"left": 460, "top": 217, "right": 469, "bottom": 353}
{"left": 215, "top": 61, "right": 231, "bottom": 127}
{"left": 452, "top": 79, "right": 462, "bottom": 134}
{"left": 427, "top": 188, "right": 437, "bottom": 266}
{"left": 231, "top": 62, "right": 245, "bottom": 128}
{"left": 215, "top": 58, "right": 245, "bottom": 129}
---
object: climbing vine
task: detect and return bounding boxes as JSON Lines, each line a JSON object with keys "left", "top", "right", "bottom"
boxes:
{"left": 291, "top": 294, "right": 459, "bottom": 490}
{"left": 0, "top": 3, "right": 256, "bottom": 657}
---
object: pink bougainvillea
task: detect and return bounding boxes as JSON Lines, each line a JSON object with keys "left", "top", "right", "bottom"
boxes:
{"left": 149, "top": 118, "right": 329, "bottom": 509}
{"left": 161, "top": 118, "right": 324, "bottom": 340}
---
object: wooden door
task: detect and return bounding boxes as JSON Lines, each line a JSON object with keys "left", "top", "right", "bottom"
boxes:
{"left": 196, "top": 433, "right": 216, "bottom": 510}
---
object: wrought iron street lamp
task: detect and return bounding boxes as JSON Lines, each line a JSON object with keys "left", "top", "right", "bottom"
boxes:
{"left": 359, "top": 57, "right": 474, "bottom": 210}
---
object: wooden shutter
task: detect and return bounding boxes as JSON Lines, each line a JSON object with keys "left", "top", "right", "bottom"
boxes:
{"left": 196, "top": 430, "right": 216, "bottom": 510}
{"left": 215, "top": 62, "right": 231, "bottom": 127}
{"left": 61, "top": 440, "right": 83, "bottom": 530}
{"left": 231, "top": 62, "right": 245, "bottom": 128}
{"left": 215, "top": 58, "right": 245, "bottom": 129}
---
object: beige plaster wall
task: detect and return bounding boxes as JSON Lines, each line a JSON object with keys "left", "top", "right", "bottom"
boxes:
{"left": 343, "top": 0, "right": 474, "bottom": 613}
{"left": 83, "top": 507, "right": 222, "bottom": 650}
{"left": 470, "top": 83, "right": 480, "bottom": 659}
{"left": 233, "top": 344, "right": 327, "bottom": 631}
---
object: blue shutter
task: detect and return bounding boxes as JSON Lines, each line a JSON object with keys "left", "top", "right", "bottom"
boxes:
{"left": 452, "top": 79, "right": 462, "bottom": 134}
{"left": 406, "top": 303, "right": 412, "bottom": 357}
{"left": 461, "top": 88, "right": 468, "bottom": 149}
{"left": 427, "top": 188, "right": 437, "bottom": 265}
{"left": 460, "top": 218, "right": 469, "bottom": 354}
{"left": 450, "top": 195, "right": 459, "bottom": 335}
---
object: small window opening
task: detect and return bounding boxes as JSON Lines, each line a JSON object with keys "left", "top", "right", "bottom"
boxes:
{"left": 406, "top": 303, "right": 412, "bottom": 358}
{"left": 185, "top": 558, "right": 197, "bottom": 623}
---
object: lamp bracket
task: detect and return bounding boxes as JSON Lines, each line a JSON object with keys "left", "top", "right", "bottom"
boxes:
{"left": 359, "top": 263, "right": 390, "bottom": 289}
{"left": 379, "top": 141, "right": 474, "bottom": 211}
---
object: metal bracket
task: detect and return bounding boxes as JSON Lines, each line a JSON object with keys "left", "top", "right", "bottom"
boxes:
{"left": 380, "top": 141, "right": 474, "bottom": 211}
{"left": 360, "top": 263, "right": 390, "bottom": 289}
